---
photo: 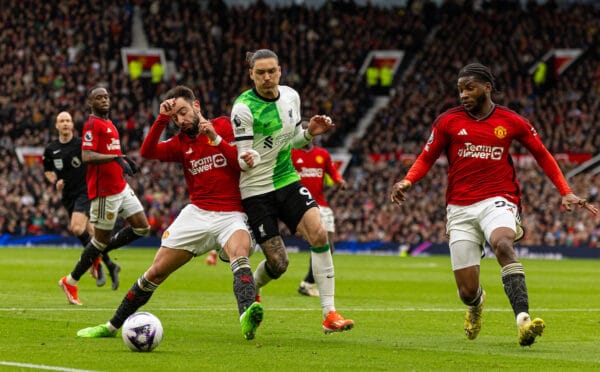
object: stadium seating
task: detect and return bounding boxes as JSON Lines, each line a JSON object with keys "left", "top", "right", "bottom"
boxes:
{"left": 0, "top": 1, "right": 598, "bottom": 247}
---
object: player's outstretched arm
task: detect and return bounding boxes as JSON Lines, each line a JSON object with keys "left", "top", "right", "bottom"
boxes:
{"left": 561, "top": 193, "right": 599, "bottom": 215}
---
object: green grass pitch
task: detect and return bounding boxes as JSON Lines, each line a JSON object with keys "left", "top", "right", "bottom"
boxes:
{"left": 1, "top": 247, "right": 599, "bottom": 371}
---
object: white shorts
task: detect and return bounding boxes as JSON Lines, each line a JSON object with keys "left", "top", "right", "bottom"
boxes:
{"left": 161, "top": 204, "right": 253, "bottom": 257}
{"left": 319, "top": 206, "right": 335, "bottom": 233}
{"left": 90, "top": 184, "right": 144, "bottom": 230}
{"left": 446, "top": 197, "right": 520, "bottom": 270}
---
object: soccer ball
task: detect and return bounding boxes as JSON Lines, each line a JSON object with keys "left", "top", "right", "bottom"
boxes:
{"left": 121, "top": 312, "right": 163, "bottom": 352}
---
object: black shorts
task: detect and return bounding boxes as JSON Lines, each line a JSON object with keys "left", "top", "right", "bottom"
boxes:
{"left": 62, "top": 192, "right": 90, "bottom": 218}
{"left": 242, "top": 181, "right": 318, "bottom": 244}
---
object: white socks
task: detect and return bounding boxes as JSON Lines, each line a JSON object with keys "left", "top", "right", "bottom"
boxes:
{"left": 253, "top": 260, "right": 272, "bottom": 292}
{"left": 516, "top": 312, "right": 530, "bottom": 328}
{"left": 311, "top": 250, "right": 335, "bottom": 317}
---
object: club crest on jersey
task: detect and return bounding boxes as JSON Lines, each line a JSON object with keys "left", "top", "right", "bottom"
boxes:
{"left": 494, "top": 126, "right": 507, "bottom": 139}
{"left": 162, "top": 230, "right": 170, "bottom": 239}
{"left": 71, "top": 157, "right": 82, "bottom": 168}
{"left": 106, "top": 212, "right": 115, "bottom": 220}
{"left": 316, "top": 155, "right": 324, "bottom": 164}
{"left": 233, "top": 115, "right": 241, "bottom": 127}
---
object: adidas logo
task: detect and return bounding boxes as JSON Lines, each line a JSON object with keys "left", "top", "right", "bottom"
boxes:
{"left": 296, "top": 158, "right": 304, "bottom": 164}
{"left": 458, "top": 129, "right": 468, "bottom": 136}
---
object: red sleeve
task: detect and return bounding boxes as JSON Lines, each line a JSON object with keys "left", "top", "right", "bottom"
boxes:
{"left": 82, "top": 118, "right": 99, "bottom": 151}
{"left": 140, "top": 114, "right": 180, "bottom": 162}
{"left": 405, "top": 123, "right": 447, "bottom": 184}
{"left": 518, "top": 124, "right": 572, "bottom": 195}
{"left": 324, "top": 150, "right": 343, "bottom": 183}
{"left": 213, "top": 116, "right": 241, "bottom": 171}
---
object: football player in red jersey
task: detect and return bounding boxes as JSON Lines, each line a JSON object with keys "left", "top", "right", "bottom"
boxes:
{"left": 390, "top": 63, "right": 598, "bottom": 347}
{"left": 77, "top": 85, "right": 262, "bottom": 341}
{"left": 59, "top": 86, "right": 151, "bottom": 305}
{"left": 292, "top": 138, "right": 347, "bottom": 297}
{"left": 44, "top": 111, "right": 119, "bottom": 289}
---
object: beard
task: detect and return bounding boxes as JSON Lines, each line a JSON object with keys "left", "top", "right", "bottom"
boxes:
{"left": 182, "top": 114, "right": 200, "bottom": 137}
{"left": 469, "top": 94, "right": 487, "bottom": 116}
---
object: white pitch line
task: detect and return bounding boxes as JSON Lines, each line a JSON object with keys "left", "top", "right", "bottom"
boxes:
{"left": 0, "top": 361, "right": 101, "bottom": 372}
{"left": 2, "top": 307, "right": 600, "bottom": 312}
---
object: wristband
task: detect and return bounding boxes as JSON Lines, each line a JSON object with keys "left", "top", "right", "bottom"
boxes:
{"left": 303, "top": 130, "right": 314, "bottom": 141}
{"left": 212, "top": 135, "right": 222, "bottom": 146}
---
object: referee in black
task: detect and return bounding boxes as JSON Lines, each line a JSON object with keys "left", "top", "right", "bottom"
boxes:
{"left": 43, "top": 111, "right": 121, "bottom": 290}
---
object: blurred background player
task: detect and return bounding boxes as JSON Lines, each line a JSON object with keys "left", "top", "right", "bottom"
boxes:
{"left": 43, "top": 111, "right": 120, "bottom": 289}
{"left": 292, "top": 133, "right": 347, "bottom": 297}
{"left": 58, "top": 86, "right": 151, "bottom": 305}
{"left": 77, "top": 85, "right": 262, "bottom": 340}
{"left": 232, "top": 48, "right": 354, "bottom": 333}
{"left": 205, "top": 249, "right": 218, "bottom": 265}
{"left": 390, "top": 63, "right": 598, "bottom": 347}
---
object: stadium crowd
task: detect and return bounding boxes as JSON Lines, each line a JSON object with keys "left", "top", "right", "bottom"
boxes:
{"left": 0, "top": 0, "right": 598, "bottom": 247}
{"left": 343, "top": 0, "right": 600, "bottom": 247}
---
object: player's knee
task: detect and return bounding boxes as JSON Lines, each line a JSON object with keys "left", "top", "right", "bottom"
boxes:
{"left": 492, "top": 237, "right": 516, "bottom": 261}
{"left": 69, "top": 224, "right": 86, "bottom": 236}
{"left": 458, "top": 285, "right": 480, "bottom": 305}
{"left": 68, "top": 220, "right": 87, "bottom": 236}
{"left": 133, "top": 226, "right": 150, "bottom": 237}
{"left": 266, "top": 258, "right": 288, "bottom": 279}
{"left": 307, "top": 228, "right": 328, "bottom": 247}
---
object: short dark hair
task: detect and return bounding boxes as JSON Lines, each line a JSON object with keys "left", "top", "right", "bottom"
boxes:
{"left": 88, "top": 85, "right": 108, "bottom": 97}
{"left": 246, "top": 49, "right": 278, "bottom": 68}
{"left": 458, "top": 63, "right": 496, "bottom": 90}
{"left": 164, "top": 85, "right": 196, "bottom": 103}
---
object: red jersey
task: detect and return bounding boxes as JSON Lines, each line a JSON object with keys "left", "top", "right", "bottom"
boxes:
{"left": 405, "top": 105, "right": 571, "bottom": 207}
{"left": 140, "top": 114, "right": 243, "bottom": 212}
{"left": 82, "top": 115, "right": 127, "bottom": 199}
{"left": 292, "top": 145, "right": 343, "bottom": 207}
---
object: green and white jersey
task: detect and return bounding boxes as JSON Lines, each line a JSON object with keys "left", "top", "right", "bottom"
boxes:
{"left": 232, "top": 85, "right": 304, "bottom": 199}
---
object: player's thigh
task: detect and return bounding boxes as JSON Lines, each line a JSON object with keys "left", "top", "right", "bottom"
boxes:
{"left": 215, "top": 211, "right": 252, "bottom": 257}
{"left": 146, "top": 247, "right": 194, "bottom": 283}
{"left": 90, "top": 195, "right": 120, "bottom": 231}
{"left": 276, "top": 182, "right": 318, "bottom": 235}
{"left": 69, "top": 195, "right": 93, "bottom": 234}
{"left": 449, "top": 239, "right": 484, "bottom": 271}
{"left": 242, "top": 192, "right": 280, "bottom": 244}
{"left": 70, "top": 211, "right": 88, "bottom": 232}
{"left": 161, "top": 204, "right": 219, "bottom": 257}
{"left": 446, "top": 203, "right": 485, "bottom": 245}
{"left": 446, "top": 203, "right": 485, "bottom": 271}
{"left": 71, "top": 193, "right": 90, "bottom": 215}
{"left": 479, "top": 197, "right": 519, "bottom": 243}
{"left": 119, "top": 184, "right": 146, "bottom": 226}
